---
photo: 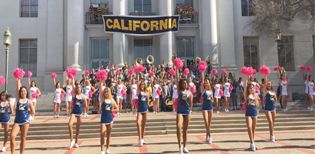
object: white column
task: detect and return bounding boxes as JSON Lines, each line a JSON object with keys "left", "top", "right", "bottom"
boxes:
{"left": 113, "top": 0, "right": 127, "bottom": 67}
{"left": 200, "top": 0, "right": 218, "bottom": 65}
{"left": 65, "top": 0, "right": 84, "bottom": 70}
{"left": 159, "top": 0, "right": 175, "bottom": 65}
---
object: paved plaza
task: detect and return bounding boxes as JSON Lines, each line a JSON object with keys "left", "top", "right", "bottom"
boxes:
{"left": 8, "top": 130, "right": 314, "bottom": 154}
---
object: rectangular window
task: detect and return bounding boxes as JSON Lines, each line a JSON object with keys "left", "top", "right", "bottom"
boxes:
{"left": 90, "top": 0, "right": 108, "bottom": 7}
{"left": 243, "top": 36, "right": 259, "bottom": 70}
{"left": 241, "top": 0, "right": 255, "bottom": 16}
{"left": 20, "top": 0, "right": 38, "bottom": 17}
{"left": 134, "top": 0, "right": 152, "bottom": 15}
{"left": 277, "top": 36, "right": 295, "bottom": 71}
{"left": 134, "top": 39, "right": 152, "bottom": 62}
{"left": 19, "top": 39, "right": 37, "bottom": 76}
{"left": 175, "top": 0, "right": 196, "bottom": 24}
{"left": 176, "top": 37, "right": 195, "bottom": 59}
{"left": 90, "top": 38, "right": 110, "bottom": 69}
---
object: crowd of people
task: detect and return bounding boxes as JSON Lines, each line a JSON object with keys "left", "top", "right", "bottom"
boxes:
{"left": 0, "top": 58, "right": 314, "bottom": 154}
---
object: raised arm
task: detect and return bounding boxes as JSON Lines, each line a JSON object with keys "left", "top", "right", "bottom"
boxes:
{"left": 243, "top": 77, "right": 248, "bottom": 101}
{"left": 28, "top": 77, "right": 31, "bottom": 87}
{"left": 200, "top": 72, "right": 205, "bottom": 92}
{"left": 175, "top": 67, "right": 179, "bottom": 89}
{"left": 16, "top": 79, "right": 21, "bottom": 99}
{"left": 263, "top": 75, "right": 268, "bottom": 93}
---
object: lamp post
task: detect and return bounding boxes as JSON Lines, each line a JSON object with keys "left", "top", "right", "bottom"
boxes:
{"left": 3, "top": 28, "right": 11, "bottom": 94}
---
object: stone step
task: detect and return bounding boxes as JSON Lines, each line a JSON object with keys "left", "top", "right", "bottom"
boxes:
{"left": 3, "top": 125, "right": 314, "bottom": 141}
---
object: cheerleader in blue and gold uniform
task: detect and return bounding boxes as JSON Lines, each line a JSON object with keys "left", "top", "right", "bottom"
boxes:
{"left": 244, "top": 79, "right": 260, "bottom": 151}
{"left": 10, "top": 79, "right": 35, "bottom": 154}
{"left": 200, "top": 72, "right": 214, "bottom": 144}
{"left": 262, "top": 76, "right": 278, "bottom": 142}
{"left": 175, "top": 67, "right": 193, "bottom": 154}
{"left": 99, "top": 80, "right": 119, "bottom": 154}
{"left": 0, "top": 92, "right": 13, "bottom": 152}
{"left": 68, "top": 80, "right": 87, "bottom": 149}
{"left": 136, "top": 76, "right": 149, "bottom": 146}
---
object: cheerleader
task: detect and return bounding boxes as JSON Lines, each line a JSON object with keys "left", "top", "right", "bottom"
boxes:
{"left": 11, "top": 79, "right": 35, "bottom": 154}
{"left": 152, "top": 78, "right": 162, "bottom": 114}
{"left": 306, "top": 75, "right": 314, "bottom": 111}
{"left": 200, "top": 73, "right": 214, "bottom": 144}
{"left": 99, "top": 83, "right": 119, "bottom": 154}
{"left": 136, "top": 77, "right": 149, "bottom": 146}
{"left": 172, "top": 79, "right": 178, "bottom": 113}
{"left": 52, "top": 78, "right": 66, "bottom": 118}
{"left": 262, "top": 76, "right": 278, "bottom": 142}
{"left": 64, "top": 79, "right": 73, "bottom": 117}
{"left": 82, "top": 80, "right": 94, "bottom": 117}
{"left": 244, "top": 79, "right": 260, "bottom": 151}
{"left": 116, "top": 77, "right": 126, "bottom": 115}
{"left": 130, "top": 78, "right": 138, "bottom": 115}
{"left": 279, "top": 75, "right": 288, "bottom": 112}
{"left": 223, "top": 77, "right": 232, "bottom": 112}
{"left": 68, "top": 80, "right": 87, "bottom": 149}
{"left": 28, "top": 78, "right": 41, "bottom": 116}
{"left": 175, "top": 68, "right": 193, "bottom": 154}
{"left": 213, "top": 78, "right": 222, "bottom": 114}
{"left": 0, "top": 92, "right": 13, "bottom": 152}
{"left": 303, "top": 74, "right": 310, "bottom": 109}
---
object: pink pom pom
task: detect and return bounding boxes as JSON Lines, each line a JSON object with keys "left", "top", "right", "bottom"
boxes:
{"left": 183, "top": 68, "right": 190, "bottom": 76}
{"left": 50, "top": 73, "right": 57, "bottom": 79}
{"left": 240, "top": 66, "right": 248, "bottom": 75}
{"left": 134, "top": 65, "right": 146, "bottom": 73}
{"left": 149, "top": 71, "right": 155, "bottom": 77}
{"left": 168, "top": 68, "right": 176, "bottom": 76}
{"left": 198, "top": 60, "right": 207, "bottom": 72}
{"left": 116, "top": 69, "right": 121, "bottom": 75}
{"left": 157, "top": 88, "right": 162, "bottom": 96}
{"left": 0, "top": 76, "right": 5, "bottom": 86}
{"left": 305, "top": 66, "right": 313, "bottom": 72}
{"left": 274, "top": 65, "right": 281, "bottom": 71}
{"left": 189, "top": 86, "right": 196, "bottom": 94}
{"left": 299, "top": 65, "right": 306, "bottom": 71}
{"left": 262, "top": 98, "right": 266, "bottom": 106}
{"left": 259, "top": 65, "right": 270, "bottom": 76}
{"left": 88, "top": 90, "right": 93, "bottom": 98}
{"left": 211, "top": 69, "right": 218, "bottom": 76}
{"left": 31, "top": 93, "right": 38, "bottom": 99}
{"left": 96, "top": 69, "right": 108, "bottom": 81}
{"left": 219, "top": 88, "right": 223, "bottom": 96}
{"left": 246, "top": 67, "right": 256, "bottom": 76}
{"left": 242, "top": 102, "right": 246, "bottom": 112}
{"left": 112, "top": 111, "right": 117, "bottom": 118}
{"left": 121, "top": 88, "right": 127, "bottom": 96}
{"left": 13, "top": 68, "right": 25, "bottom": 79}
{"left": 60, "top": 92, "right": 65, "bottom": 101}
{"left": 26, "top": 71, "right": 32, "bottom": 78}
{"left": 229, "top": 85, "right": 233, "bottom": 93}
{"left": 128, "top": 68, "right": 134, "bottom": 76}
{"left": 66, "top": 68, "right": 78, "bottom": 79}
{"left": 173, "top": 58, "right": 183, "bottom": 69}
{"left": 313, "top": 85, "right": 315, "bottom": 91}
{"left": 222, "top": 69, "right": 228, "bottom": 76}
{"left": 84, "top": 70, "right": 89, "bottom": 76}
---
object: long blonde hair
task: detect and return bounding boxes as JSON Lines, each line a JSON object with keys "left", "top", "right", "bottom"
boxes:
{"left": 103, "top": 87, "right": 113, "bottom": 100}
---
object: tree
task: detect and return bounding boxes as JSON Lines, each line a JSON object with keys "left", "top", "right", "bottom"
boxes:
{"left": 250, "top": 0, "right": 314, "bottom": 35}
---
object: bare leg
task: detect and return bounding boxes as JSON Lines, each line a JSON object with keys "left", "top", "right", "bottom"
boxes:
{"left": 106, "top": 124, "right": 112, "bottom": 151}
{"left": 10, "top": 124, "right": 20, "bottom": 154}
{"left": 246, "top": 117, "right": 254, "bottom": 143}
{"left": 20, "top": 124, "right": 30, "bottom": 154}
{"left": 68, "top": 115, "right": 75, "bottom": 142}
{"left": 136, "top": 113, "right": 143, "bottom": 142}
{"left": 183, "top": 115, "right": 190, "bottom": 148}
{"left": 176, "top": 114, "right": 183, "bottom": 148}
{"left": 3, "top": 123, "right": 9, "bottom": 148}
{"left": 208, "top": 111, "right": 213, "bottom": 138}
{"left": 75, "top": 116, "right": 82, "bottom": 143}
{"left": 141, "top": 113, "right": 147, "bottom": 140}
{"left": 252, "top": 117, "right": 257, "bottom": 142}
{"left": 100, "top": 124, "right": 106, "bottom": 152}
{"left": 202, "top": 111, "right": 209, "bottom": 140}
{"left": 265, "top": 111, "right": 274, "bottom": 137}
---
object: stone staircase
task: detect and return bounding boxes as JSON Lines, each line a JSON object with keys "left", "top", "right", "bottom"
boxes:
{"left": 0, "top": 103, "right": 314, "bottom": 141}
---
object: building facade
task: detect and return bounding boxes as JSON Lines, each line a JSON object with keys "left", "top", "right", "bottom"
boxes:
{"left": 0, "top": 0, "right": 314, "bottom": 93}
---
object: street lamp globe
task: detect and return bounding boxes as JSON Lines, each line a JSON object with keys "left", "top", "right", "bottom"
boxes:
{"left": 3, "top": 27, "right": 11, "bottom": 47}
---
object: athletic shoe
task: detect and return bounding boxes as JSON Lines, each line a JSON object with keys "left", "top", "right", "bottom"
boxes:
{"left": 101, "top": 151, "right": 105, "bottom": 154}
{"left": 139, "top": 140, "right": 143, "bottom": 146}
{"left": 207, "top": 137, "right": 213, "bottom": 144}
{"left": 271, "top": 136, "right": 276, "bottom": 142}
{"left": 141, "top": 139, "right": 145, "bottom": 144}
{"left": 74, "top": 143, "right": 79, "bottom": 148}
{"left": 250, "top": 143, "right": 256, "bottom": 151}
{"left": 179, "top": 146, "right": 183, "bottom": 154}
{"left": 307, "top": 107, "right": 311, "bottom": 110}
{"left": 2, "top": 147, "right": 6, "bottom": 152}
{"left": 69, "top": 140, "right": 75, "bottom": 148}
{"left": 183, "top": 147, "right": 189, "bottom": 153}
{"left": 106, "top": 150, "right": 110, "bottom": 154}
